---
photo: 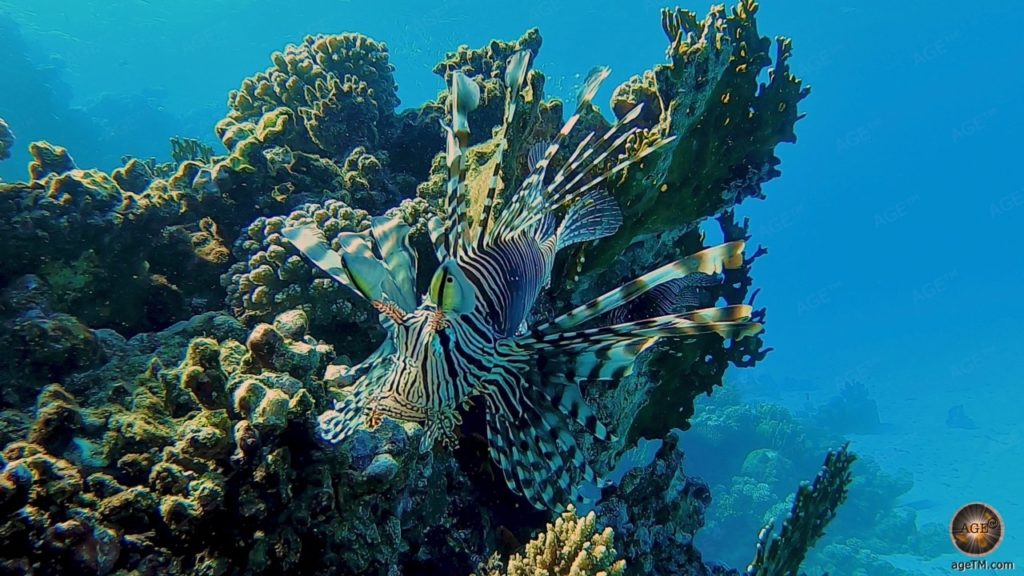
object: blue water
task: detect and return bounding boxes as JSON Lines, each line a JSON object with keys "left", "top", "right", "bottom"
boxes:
{"left": 2, "top": 0, "right": 1021, "bottom": 571}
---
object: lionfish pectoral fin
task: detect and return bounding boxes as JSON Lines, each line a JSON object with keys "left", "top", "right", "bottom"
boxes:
{"left": 534, "top": 241, "right": 748, "bottom": 333}
{"left": 282, "top": 223, "right": 359, "bottom": 293}
{"left": 369, "top": 215, "right": 419, "bottom": 311}
{"left": 283, "top": 223, "right": 402, "bottom": 306}
{"left": 554, "top": 188, "right": 623, "bottom": 251}
{"left": 450, "top": 71, "right": 480, "bottom": 138}
{"left": 485, "top": 397, "right": 597, "bottom": 511}
{"left": 538, "top": 371, "right": 614, "bottom": 441}
{"left": 318, "top": 399, "right": 365, "bottom": 444}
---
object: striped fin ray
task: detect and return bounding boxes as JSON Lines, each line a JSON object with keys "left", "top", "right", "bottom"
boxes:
{"left": 524, "top": 307, "right": 760, "bottom": 381}
{"left": 486, "top": 394, "right": 599, "bottom": 510}
{"left": 427, "top": 215, "right": 448, "bottom": 262}
{"left": 534, "top": 241, "right": 747, "bottom": 334}
{"left": 509, "top": 128, "right": 676, "bottom": 238}
{"left": 283, "top": 223, "right": 387, "bottom": 303}
{"left": 492, "top": 66, "right": 611, "bottom": 241}
{"left": 443, "top": 72, "right": 481, "bottom": 259}
{"left": 369, "top": 215, "right": 418, "bottom": 312}
{"left": 536, "top": 368, "right": 613, "bottom": 441}
{"left": 527, "top": 305, "right": 762, "bottom": 349}
{"left": 547, "top": 102, "right": 648, "bottom": 196}
{"left": 608, "top": 271, "right": 723, "bottom": 324}
{"left": 477, "top": 50, "right": 533, "bottom": 250}
{"left": 501, "top": 102, "right": 650, "bottom": 240}
{"left": 554, "top": 188, "right": 623, "bottom": 252}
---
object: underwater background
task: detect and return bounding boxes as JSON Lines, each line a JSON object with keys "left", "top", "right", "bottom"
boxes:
{"left": 0, "top": 0, "right": 1021, "bottom": 575}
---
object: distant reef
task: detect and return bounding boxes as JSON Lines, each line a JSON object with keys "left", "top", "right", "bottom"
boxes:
{"left": 0, "top": 2, "right": 850, "bottom": 575}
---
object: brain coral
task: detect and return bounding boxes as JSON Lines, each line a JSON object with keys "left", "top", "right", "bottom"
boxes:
{"left": 217, "top": 33, "right": 400, "bottom": 159}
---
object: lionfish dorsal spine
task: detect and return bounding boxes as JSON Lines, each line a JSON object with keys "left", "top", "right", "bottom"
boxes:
{"left": 442, "top": 71, "right": 480, "bottom": 259}
{"left": 476, "top": 50, "right": 533, "bottom": 251}
{"left": 490, "top": 65, "right": 611, "bottom": 242}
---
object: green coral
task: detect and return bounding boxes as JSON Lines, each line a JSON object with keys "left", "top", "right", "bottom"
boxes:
{"left": 169, "top": 136, "right": 215, "bottom": 164}
{"left": 222, "top": 199, "right": 385, "bottom": 355}
{"left": 0, "top": 310, "right": 492, "bottom": 574}
{"left": 584, "top": 0, "right": 809, "bottom": 275}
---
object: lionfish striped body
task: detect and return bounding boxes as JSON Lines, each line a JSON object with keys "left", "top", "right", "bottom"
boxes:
{"left": 284, "top": 51, "right": 761, "bottom": 509}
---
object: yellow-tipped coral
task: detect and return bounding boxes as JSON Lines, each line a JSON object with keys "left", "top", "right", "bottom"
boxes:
{"left": 475, "top": 506, "right": 625, "bottom": 576}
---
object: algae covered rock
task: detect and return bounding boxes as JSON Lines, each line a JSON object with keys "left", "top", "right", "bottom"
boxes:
{"left": 0, "top": 311, "right": 495, "bottom": 575}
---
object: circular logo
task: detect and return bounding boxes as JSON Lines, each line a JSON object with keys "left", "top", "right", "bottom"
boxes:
{"left": 950, "top": 502, "right": 1004, "bottom": 556}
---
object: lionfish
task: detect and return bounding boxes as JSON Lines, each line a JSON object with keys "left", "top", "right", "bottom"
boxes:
{"left": 283, "top": 50, "right": 761, "bottom": 509}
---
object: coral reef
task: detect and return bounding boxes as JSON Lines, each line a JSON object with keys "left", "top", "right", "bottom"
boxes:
{"left": 683, "top": 388, "right": 944, "bottom": 575}
{"left": 221, "top": 199, "right": 383, "bottom": 355}
{"left": 474, "top": 505, "right": 625, "bottom": 576}
{"left": 0, "top": 310, "right": 507, "bottom": 575}
{"left": 595, "top": 433, "right": 723, "bottom": 576}
{"left": 0, "top": 1, "right": 828, "bottom": 573}
{"left": 218, "top": 33, "right": 400, "bottom": 158}
{"left": 585, "top": 1, "right": 809, "bottom": 276}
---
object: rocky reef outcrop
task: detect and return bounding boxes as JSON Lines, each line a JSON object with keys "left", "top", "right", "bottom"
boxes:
{"left": 0, "top": 2, "right": 847, "bottom": 574}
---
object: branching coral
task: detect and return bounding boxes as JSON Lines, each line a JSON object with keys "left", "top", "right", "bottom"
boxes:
{"left": 584, "top": 0, "right": 809, "bottom": 276}
{"left": 475, "top": 505, "right": 625, "bottom": 576}
{"left": 593, "top": 432, "right": 720, "bottom": 576}
{"left": 745, "top": 444, "right": 856, "bottom": 576}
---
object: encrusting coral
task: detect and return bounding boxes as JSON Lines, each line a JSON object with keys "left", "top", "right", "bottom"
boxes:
{"left": 474, "top": 505, "right": 625, "bottom": 576}
{"left": 0, "top": 310, "right": 503, "bottom": 575}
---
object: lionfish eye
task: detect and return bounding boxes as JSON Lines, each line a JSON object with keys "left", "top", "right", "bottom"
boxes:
{"left": 428, "top": 260, "right": 476, "bottom": 314}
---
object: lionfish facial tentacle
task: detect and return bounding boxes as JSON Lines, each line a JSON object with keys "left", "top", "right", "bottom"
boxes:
{"left": 372, "top": 300, "right": 407, "bottom": 325}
